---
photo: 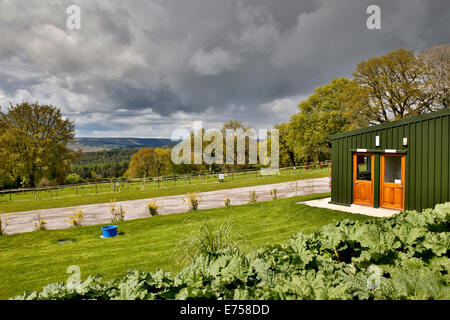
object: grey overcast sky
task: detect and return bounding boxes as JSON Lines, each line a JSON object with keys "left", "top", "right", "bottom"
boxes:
{"left": 0, "top": 0, "right": 449, "bottom": 137}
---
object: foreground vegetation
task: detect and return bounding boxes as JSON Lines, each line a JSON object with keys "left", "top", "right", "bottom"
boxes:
{"left": 0, "top": 193, "right": 376, "bottom": 299}
{"left": 10, "top": 201, "right": 449, "bottom": 300}
{"left": 0, "top": 167, "right": 329, "bottom": 213}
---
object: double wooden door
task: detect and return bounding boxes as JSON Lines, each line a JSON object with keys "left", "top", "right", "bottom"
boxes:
{"left": 352, "top": 153, "right": 405, "bottom": 210}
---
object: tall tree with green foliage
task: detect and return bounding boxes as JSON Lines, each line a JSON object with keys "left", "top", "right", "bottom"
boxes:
{"left": 344, "top": 48, "right": 442, "bottom": 125}
{"left": 0, "top": 102, "right": 78, "bottom": 187}
{"left": 221, "top": 120, "right": 254, "bottom": 171}
{"left": 126, "top": 147, "right": 173, "bottom": 178}
{"left": 288, "top": 78, "right": 356, "bottom": 162}
{"left": 273, "top": 123, "right": 295, "bottom": 167}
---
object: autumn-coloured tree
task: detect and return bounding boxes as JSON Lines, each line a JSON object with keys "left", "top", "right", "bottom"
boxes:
{"left": 126, "top": 147, "right": 172, "bottom": 178}
{"left": 0, "top": 102, "right": 79, "bottom": 187}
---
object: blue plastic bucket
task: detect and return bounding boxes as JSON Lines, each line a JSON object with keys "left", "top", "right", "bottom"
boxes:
{"left": 101, "top": 225, "right": 118, "bottom": 238}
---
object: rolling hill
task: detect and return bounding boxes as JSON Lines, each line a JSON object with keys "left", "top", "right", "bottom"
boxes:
{"left": 70, "top": 137, "right": 178, "bottom": 152}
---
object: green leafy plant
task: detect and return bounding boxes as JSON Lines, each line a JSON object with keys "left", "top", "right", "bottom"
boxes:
{"left": 0, "top": 213, "right": 11, "bottom": 235}
{"left": 69, "top": 209, "right": 84, "bottom": 227}
{"left": 110, "top": 201, "right": 126, "bottom": 222}
{"left": 34, "top": 214, "right": 47, "bottom": 231}
{"left": 145, "top": 201, "right": 159, "bottom": 216}
{"left": 184, "top": 192, "right": 201, "bottom": 211}
{"left": 270, "top": 189, "right": 277, "bottom": 200}
{"left": 248, "top": 190, "right": 258, "bottom": 203}
{"left": 176, "top": 219, "right": 244, "bottom": 266}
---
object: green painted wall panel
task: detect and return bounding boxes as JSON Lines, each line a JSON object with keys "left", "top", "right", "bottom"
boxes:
{"left": 330, "top": 109, "right": 450, "bottom": 212}
{"left": 435, "top": 117, "right": 442, "bottom": 204}
{"left": 443, "top": 115, "right": 449, "bottom": 201}
{"left": 416, "top": 121, "right": 422, "bottom": 210}
{"left": 422, "top": 120, "right": 428, "bottom": 209}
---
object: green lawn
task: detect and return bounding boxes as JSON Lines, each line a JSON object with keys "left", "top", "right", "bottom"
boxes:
{"left": 0, "top": 168, "right": 330, "bottom": 213}
{"left": 0, "top": 193, "right": 374, "bottom": 299}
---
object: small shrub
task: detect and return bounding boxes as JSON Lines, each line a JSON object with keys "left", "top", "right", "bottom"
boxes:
{"left": 0, "top": 214, "right": 11, "bottom": 235}
{"left": 64, "top": 173, "right": 83, "bottom": 185}
{"left": 110, "top": 201, "right": 126, "bottom": 222}
{"left": 184, "top": 192, "right": 201, "bottom": 211}
{"left": 248, "top": 190, "right": 258, "bottom": 203}
{"left": 270, "top": 189, "right": 277, "bottom": 200}
{"left": 69, "top": 209, "right": 84, "bottom": 227}
{"left": 34, "top": 214, "right": 47, "bottom": 231}
{"left": 224, "top": 198, "right": 231, "bottom": 207}
{"left": 176, "top": 219, "right": 244, "bottom": 265}
{"left": 145, "top": 201, "right": 159, "bottom": 216}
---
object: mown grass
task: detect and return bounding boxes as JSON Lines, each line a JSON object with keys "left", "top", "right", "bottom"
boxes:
{"left": 0, "top": 192, "right": 374, "bottom": 299}
{"left": 0, "top": 168, "right": 330, "bottom": 213}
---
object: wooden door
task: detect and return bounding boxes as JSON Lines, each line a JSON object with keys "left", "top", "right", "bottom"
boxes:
{"left": 381, "top": 154, "right": 405, "bottom": 210}
{"left": 353, "top": 153, "right": 374, "bottom": 206}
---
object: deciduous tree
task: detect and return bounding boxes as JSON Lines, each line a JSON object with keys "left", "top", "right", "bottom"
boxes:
{"left": 419, "top": 44, "right": 450, "bottom": 109}
{"left": 287, "top": 78, "right": 356, "bottom": 162}
{"left": 126, "top": 147, "right": 172, "bottom": 178}
{"left": 0, "top": 102, "right": 78, "bottom": 187}
{"left": 345, "top": 48, "right": 437, "bottom": 125}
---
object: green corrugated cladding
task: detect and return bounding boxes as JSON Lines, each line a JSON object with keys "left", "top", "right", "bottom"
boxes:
{"left": 329, "top": 109, "right": 450, "bottom": 212}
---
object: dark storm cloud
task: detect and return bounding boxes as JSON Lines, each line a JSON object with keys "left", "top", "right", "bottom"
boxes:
{"left": 103, "top": 81, "right": 186, "bottom": 116}
{"left": 0, "top": 0, "right": 449, "bottom": 137}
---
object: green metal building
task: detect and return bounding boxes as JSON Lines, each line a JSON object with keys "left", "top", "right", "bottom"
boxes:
{"left": 329, "top": 108, "right": 450, "bottom": 211}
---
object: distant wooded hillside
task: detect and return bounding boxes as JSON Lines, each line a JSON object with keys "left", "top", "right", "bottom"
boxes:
{"left": 69, "top": 137, "right": 177, "bottom": 152}
{"left": 70, "top": 148, "right": 140, "bottom": 180}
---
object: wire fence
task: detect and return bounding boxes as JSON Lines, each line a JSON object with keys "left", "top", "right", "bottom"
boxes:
{"left": 0, "top": 161, "right": 331, "bottom": 201}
